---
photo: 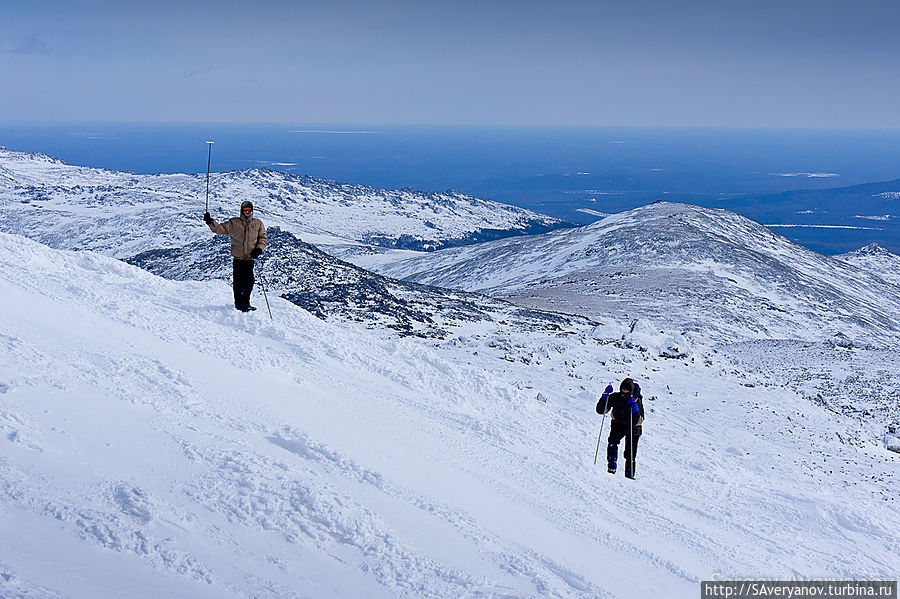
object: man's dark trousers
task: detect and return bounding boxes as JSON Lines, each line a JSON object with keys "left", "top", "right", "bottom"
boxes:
{"left": 607, "top": 420, "right": 641, "bottom": 477}
{"left": 233, "top": 259, "right": 254, "bottom": 310}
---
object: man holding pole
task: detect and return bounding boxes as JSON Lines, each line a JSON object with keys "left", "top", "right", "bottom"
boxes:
{"left": 596, "top": 378, "right": 644, "bottom": 479}
{"left": 204, "top": 201, "right": 267, "bottom": 312}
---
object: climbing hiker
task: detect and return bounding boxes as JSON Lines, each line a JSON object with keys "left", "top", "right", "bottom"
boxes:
{"left": 596, "top": 377, "right": 644, "bottom": 479}
{"left": 204, "top": 200, "right": 267, "bottom": 312}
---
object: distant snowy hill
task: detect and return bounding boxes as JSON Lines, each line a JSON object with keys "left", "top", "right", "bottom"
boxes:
{"left": 0, "top": 147, "right": 569, "bottom": 258}
{"left": 837, "top": 243, "right": 900, "bottom": 287}
{"left": 2, "top": 232, "right": 898, "bottom": 599}
{"left": 378, "top": 202, "right": 900, "bottom": 346}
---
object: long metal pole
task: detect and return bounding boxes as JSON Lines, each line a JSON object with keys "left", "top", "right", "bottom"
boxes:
{"left": 205, "top": 139, "right": 214, "bottom": 212}
{"left": 629, "top": 409, "right": 635, "bottom": 479}
{"left": 593, "top": 389, "right": 611, "bottom": 465}
{"left": 256, "top": 264, "right": 273, "bottom": 320}
{"left": 592, "top": 411, "right": 607, "bottom": 466}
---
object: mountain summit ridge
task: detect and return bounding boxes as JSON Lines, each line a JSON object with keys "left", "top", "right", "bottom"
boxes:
{"left": 378, "top": 201, "right": 900, "bottom": 346}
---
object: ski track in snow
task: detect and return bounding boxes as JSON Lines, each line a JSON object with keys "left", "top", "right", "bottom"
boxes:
{"left": 1, "top": 232, "right": 898, "bottom": 598}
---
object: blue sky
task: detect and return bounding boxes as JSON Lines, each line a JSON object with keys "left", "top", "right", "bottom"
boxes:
{"left": 2, "top": 0, "right": 898, "bottom": 127}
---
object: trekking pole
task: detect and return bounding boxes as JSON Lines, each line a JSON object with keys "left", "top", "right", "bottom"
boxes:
{"left": 593, "top": 388, "right": 611, "bottom": 465}
{"left": 629, "top": 409, "right": 635, "bottom": 479}
{"left": 204, "top": 138, "right": 214, "bottom": 213}
{"left": 256, "top": 262, "right": 273, "bottom": 320}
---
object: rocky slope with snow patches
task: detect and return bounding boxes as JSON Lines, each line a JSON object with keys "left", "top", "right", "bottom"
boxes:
{"left": 0, "top": 147, "right": 569, "bottom": 257}
{"left": 377, "top": 202, "right": 900, "bottom": 346}
{"left": 2, "top": 232, "right": 899, "bottom": 599}
{"left": 719, "top": 338, "right": 900, "bottom": 457}
{"left": 838, "top": 243, "right": 900, "bottom": 287}
{"left": 128, "top": 227, "right": 588, "bottom": 339}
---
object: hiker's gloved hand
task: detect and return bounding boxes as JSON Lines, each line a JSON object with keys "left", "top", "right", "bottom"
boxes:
{"left": 203, "top": 212, "right": 213, "bottom": 224}
{"left": 250, "top": 247, "right": 262, "bottom": 259}
{"left": 597, "top": 385, "right": 614, "bottom": 414}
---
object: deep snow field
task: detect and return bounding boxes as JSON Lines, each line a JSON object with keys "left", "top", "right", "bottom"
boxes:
{"left": 1, "top": 232, "right": 898, "bottom": 599}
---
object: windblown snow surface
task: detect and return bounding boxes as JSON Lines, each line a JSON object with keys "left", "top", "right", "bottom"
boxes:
{"left": 1, "top": 149, "right": 899, "bottom": 598}
{"left": 1, "top": 235, "right": 899, "bottom": 598}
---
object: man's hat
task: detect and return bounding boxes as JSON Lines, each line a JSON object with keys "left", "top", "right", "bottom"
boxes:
{"left": 241, "top": 201, "right": 253, "bottom": 211}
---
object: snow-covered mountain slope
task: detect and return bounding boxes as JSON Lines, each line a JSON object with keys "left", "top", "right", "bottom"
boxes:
{"left": 378, "top": 202, "right": 900, "bottom": 346}
{"left": 128, "top": 227, "right": 589, "bottom": 339}
{"left": 0, "top": 147, "right": 568, "bottom": 258}
{"left": 838, "top": 243, "right": 900, "bottom": 287}
{"left": 1, "top": 232, "right": 899, "bottom": 599}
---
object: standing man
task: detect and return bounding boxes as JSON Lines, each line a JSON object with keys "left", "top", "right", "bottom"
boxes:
{"left": 596, "top": 378, "right": 644, "bottom": 479}
{"left": 204, "top": 200, "right": 267, "bottom": 312}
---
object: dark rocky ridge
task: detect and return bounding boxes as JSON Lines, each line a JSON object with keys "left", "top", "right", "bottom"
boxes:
{"left": 128, "top": 227, "right": 591, "bottom": 338}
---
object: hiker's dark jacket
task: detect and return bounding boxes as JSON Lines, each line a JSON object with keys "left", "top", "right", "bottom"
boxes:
{"left": 596, "top": 391, "right": 644, "bottom": 426}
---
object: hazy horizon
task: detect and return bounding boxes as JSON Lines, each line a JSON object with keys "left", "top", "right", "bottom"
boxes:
{"left": 6, "top": 121, "right": 900, "bottom": 131}
{"left": 3, "top": 121, "right": 899, "bottom": 254}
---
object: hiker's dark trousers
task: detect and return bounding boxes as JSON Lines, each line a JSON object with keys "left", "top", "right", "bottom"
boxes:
{"left": 233, "top": 259, "right": 255, "bottom": 310}
{"left": 607, "top": 420, "right": 641, "bottom": 476}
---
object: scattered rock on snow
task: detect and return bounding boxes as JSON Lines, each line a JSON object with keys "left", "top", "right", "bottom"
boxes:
{"left": 886, "top": 433, "right": 900, "bottom": 454}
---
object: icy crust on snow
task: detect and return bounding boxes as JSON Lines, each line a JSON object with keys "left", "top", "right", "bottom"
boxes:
{"left": 378, "top": 202, "right": 900, "bottom": 346}
{"left": 127, "top": 227, "right": 591, "bottom": 339}
{"left": 0, "top": 147, "right": 568, "bottom": 258}
{"left": 2, "top": 233, "right": 900, "bottom": 598}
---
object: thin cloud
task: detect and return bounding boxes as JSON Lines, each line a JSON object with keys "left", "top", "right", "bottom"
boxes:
{"left": 289, "top": 130, "right": 377, "bottom": 134}
{"left": 9, "top": 33, "right": 52, "bottom": 55}
{"left": 187, "top": 66, "right": 214, "bottom": 78}
{"left": 772, "top": 172, "right": 840, "bottom": 178}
